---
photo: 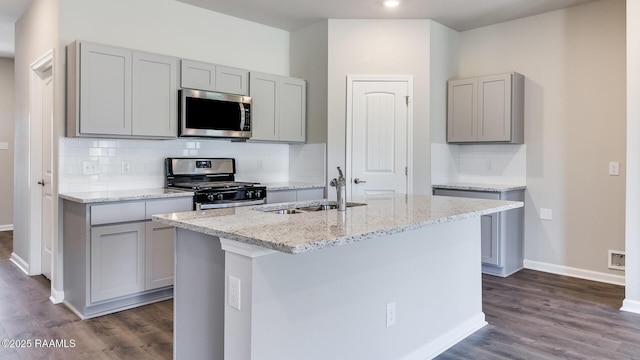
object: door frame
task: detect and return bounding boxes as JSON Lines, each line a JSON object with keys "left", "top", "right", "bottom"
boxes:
{"left": 345, "top": 75, "right": 414, "bottom": 197}
{"left": 28, "top": 50, "right": 54, "bottom": 279}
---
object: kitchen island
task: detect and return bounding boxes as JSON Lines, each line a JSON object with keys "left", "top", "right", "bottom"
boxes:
{"left": 153, "top": 195, "right": 523, "bottom": 360}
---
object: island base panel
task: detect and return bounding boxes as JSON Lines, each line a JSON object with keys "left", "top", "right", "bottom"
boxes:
{"left": 175, "top": 217, "right": 486, "bottom": 360}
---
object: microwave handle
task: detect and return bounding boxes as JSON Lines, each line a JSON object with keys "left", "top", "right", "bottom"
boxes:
{"left": 239, "top": 103, "right": 246, "bottom": 130}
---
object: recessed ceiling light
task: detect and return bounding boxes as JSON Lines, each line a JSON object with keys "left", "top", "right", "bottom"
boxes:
{"left": 384, "top": 0, "right": 400, "bottom": 8}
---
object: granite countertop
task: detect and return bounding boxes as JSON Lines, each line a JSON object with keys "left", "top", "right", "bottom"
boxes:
{"left": 262, "top": 182, "right": 325, "bottom": 191}
{"left": 432, "top": 183, "right": 527, "bottom": 192}
{"left": 153, "top": 195, "right": 523, "bottom": 254}
{"left": 59, "top": 188, "right": 194, "bottom": 204}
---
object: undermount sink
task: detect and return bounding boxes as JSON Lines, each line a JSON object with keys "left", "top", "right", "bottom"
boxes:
{"left": 267, "top": 202, "right": 366, "bottom": 214}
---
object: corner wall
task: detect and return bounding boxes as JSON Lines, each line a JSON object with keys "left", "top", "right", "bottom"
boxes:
{"left": 458, "top": 0, "right": 626, "bottom": 281}
{"left": 0, "top": 58, "right": 14, "bottom": 230}
{"left": 624, "top": 0, "right": 640, "bottom": 313}
{"left": 327, "top": 19, "right": 432, "bottom": 196}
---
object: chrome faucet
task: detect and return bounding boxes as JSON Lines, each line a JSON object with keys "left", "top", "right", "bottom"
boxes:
{"left": 330, "top": 166, "right": 347, "bottom": 211}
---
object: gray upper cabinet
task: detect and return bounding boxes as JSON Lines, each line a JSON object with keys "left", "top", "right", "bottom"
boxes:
{"left": 447, "top": 72, "right": 524, "bottom": 144}
{"left": 180, "top": 59, "right": 216, "bottom": 91}
{"left": 73, "top": 42, "right": 133, "bottom": 136}
{"left": 250, "top": 72, "right": 306, "bottom": 143}
{"left": 180, "top": 60, "right": 249, "bottom": 95}
{"left": 67, "top": 41, "right": 179, "bottom": 139}
{"left": 132, "top": 52, "right": 179, "bottom": 137}
{"left": 216, "top": 65, "right": 249, "bottom": 95}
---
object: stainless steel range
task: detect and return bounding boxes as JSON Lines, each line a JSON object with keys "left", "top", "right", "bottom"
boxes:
{"left": 165, "top": 157, "right": 267, "bottom": 210}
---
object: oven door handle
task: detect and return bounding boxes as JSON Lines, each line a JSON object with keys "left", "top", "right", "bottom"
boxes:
{"left": 200, "top": 199, "right": 266, "bottom": 210}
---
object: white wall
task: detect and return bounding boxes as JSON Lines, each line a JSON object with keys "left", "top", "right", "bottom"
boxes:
{"left": 14, "top": 0, "right": 59, "bottom": 274}
{"left": 0, "top": 58, "right": 14, "bottom": 230}
{"left": 458, "top": 0, "right": 626, "bottom": 280}
{"left": 624, "top": 0, "right": 640, "bottom": 312}
{"left": 327, "top": 20, "right": 433, "bottom": 196}
{"left": 290, "top": 21, "right": 328, "bottom": 144}
{"left": 58, "top": 0, "right": 290, "bottom": 76}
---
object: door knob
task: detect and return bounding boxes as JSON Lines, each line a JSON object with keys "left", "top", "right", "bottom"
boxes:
{"left": 37, "top": 180, "right": 45, "bottom": 186}
{"left": 354, "top": 178, "right": 367, "bottom": 184}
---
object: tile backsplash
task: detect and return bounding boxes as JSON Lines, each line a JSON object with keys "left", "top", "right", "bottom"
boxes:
{"left": 431, "top": 143, "right": 526, "bottom": 186}
{"left": 59, "top": 138, "right": 292, "bottom": 193}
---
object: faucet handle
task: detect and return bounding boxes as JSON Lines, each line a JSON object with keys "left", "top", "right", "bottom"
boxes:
{"left": 337, "top": 166, "right": 344, "bottom": 179}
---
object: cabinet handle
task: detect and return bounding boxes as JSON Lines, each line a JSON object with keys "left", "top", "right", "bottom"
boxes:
{"left": 354, "top": 178, "right": 367, "bottom": 184}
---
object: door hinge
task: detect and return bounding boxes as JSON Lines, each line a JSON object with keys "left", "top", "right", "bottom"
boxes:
{"left": 405, "top": 96, "right": 409, "bottom": 106}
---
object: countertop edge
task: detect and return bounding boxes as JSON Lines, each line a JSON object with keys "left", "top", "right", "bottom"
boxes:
{"left": 265, "top": 183, "right": 326, "bottom": 191}
{"left": 59, "top": 189, "right": 195, "bottom": 204}
{"left": 152, "top": 201, "right": 523, "bottom": 255}
{"left": 432, "top": 183, "right": 527, "bottom": 192}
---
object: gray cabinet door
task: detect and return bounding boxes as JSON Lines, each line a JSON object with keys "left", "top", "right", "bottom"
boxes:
{"left": 266, "top": 190, "right": 297, "bottom": 204}
{"left": 296, "top": 188, "right": 325, "bottom": 201}
{"left": 181, "top": 59, "right": 216, "bottom": 91}
{"left": 447, "top": 77, "right": 477, "bottom": 143}
{"left": 279, "top": 77, "right": 306, "bottom": 142}
{"left": 433, "top": 188, "right": 501, "bottom": 266}
{"left": 480, "top": 213, "right": 499, "bottom": 266}
{"left": 132, "top": 51, "right": 179, "bottom": 137}
{"left": 216, "top": 65, "right": 249, "bottom": 95}
{"left": 79, "top": 42, "right": 132, "bottom": 135}
{"left": 250, "top": 72, "right": 279, "bottom": 141}
{"left": 90, "top": 222, "right": 145, "bottom": 303}
{"left": 145, "top": 222, "right": 175, "bottom": 290}
{"left": 478, "top": 73, "right": 511, "bottom": 142}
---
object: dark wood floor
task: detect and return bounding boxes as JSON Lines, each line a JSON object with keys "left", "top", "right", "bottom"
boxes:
{"left": 0, "top": 231, "right": 173, "bottom": 359}
{"left": 1, "top": 231, "right": 640, "bottom": 359}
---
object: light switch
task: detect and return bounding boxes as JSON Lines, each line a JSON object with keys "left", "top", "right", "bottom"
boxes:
{"left": 540, "top": 208, "right": 553, "bottom": 221}
{"left": 609, "top": 162, "right": 620, "bottom": 176}
{"left": 0, "top": 142, "right": 8, "bottom": 150}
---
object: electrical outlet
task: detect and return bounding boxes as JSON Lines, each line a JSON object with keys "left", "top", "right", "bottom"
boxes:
{"left": 485, "top": 160, "right": 494, "bottom": 172}
{"left": 540, "top": 208, "right": 553, "bottom": 221}
{"left": 608, "top": 250, "right": 625, "bottom": 271}
{"left": 82, "top": 161, "right": 98, "bottom": 175}
{"left": 121, "top": 161, "right": 131, "bottom": 174}
{"left": 386, "top": 302, "right": 396, "bottom": 327}
{"left": 0, "top": 142, "right": 8, "bottom": 150}
{"left": 609, "top": 162, "right": 620, "bottom": 176}
{"left": 228, "top": 276, "right": 241, "bottom": 310}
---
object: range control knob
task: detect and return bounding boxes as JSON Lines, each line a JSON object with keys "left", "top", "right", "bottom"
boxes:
{"left": 216, "top": 193, "right": 224, "bottom": 200}
{"left": 256, "top": 190, "right": 262, "bottom": 198}
{"left": 207, "top": 194, "right": 215, "bottom": 202}
{"left": 246, "top": 191, "right": 253, "bottom": 199}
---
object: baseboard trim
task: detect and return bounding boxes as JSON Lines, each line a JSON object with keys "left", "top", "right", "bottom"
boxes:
{"left": 524, "top": 260, "right": 625, "bottom": 286}
{"left": 9, "top": 252, "right": 29, "bottom": 275}
{"left": 621, "top": 299, "right": 640, "bottom": 314}
{"left": 0, "top": 224, "right": 13, "bottom": 231}
{"left": 400, "top": 312, "right": 487, "bottom": 360}
{"left": 50, "top": 288, "right": 65, "bottom": 304}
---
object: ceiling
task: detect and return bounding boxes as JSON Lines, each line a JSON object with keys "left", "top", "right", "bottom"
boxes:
{"left": 0, "top": 0, "right": 31, "bottom": 58}
{"left": 0, "top": 0, "right": 600, "bottom": 58}
{"left": 177, "top": 0, "right": 600, "bottom": 32}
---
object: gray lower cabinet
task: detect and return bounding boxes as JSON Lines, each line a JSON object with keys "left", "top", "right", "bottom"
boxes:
{"left": 90, "top": 222, "right": 145, "bottom": 303}
{"left": 433, "top": 188, "right": 524, "bottom": 277}
{"left": 63, "top": 196, "right": 192, "bottom": 319}
{"left": 145, "top": 222, "right": 176, "bottom": 290}
{"left": 266, "top": 188, "right": 325, "bottom": 204}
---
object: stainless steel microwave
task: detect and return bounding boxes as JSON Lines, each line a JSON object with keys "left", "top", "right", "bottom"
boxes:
{"left": 179, "top": 89, "right": 252, "bottom": 139}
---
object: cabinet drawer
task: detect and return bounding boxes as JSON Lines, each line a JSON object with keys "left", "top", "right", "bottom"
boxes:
{"left": 266, "top": 190, "right": 297, "bottom": 204}
{"left": 91, "top": 202, "right": 146, "bottom": 225}
{"left": 146, "top": 197, "right": 193, "bottom": 219}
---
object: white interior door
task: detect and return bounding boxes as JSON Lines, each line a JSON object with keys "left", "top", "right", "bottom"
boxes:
{"left": 350, "top": 80, "right": 410, "bottom": 197}
{"left": 41, "top": 68, "right": 53, "bottom": 280}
